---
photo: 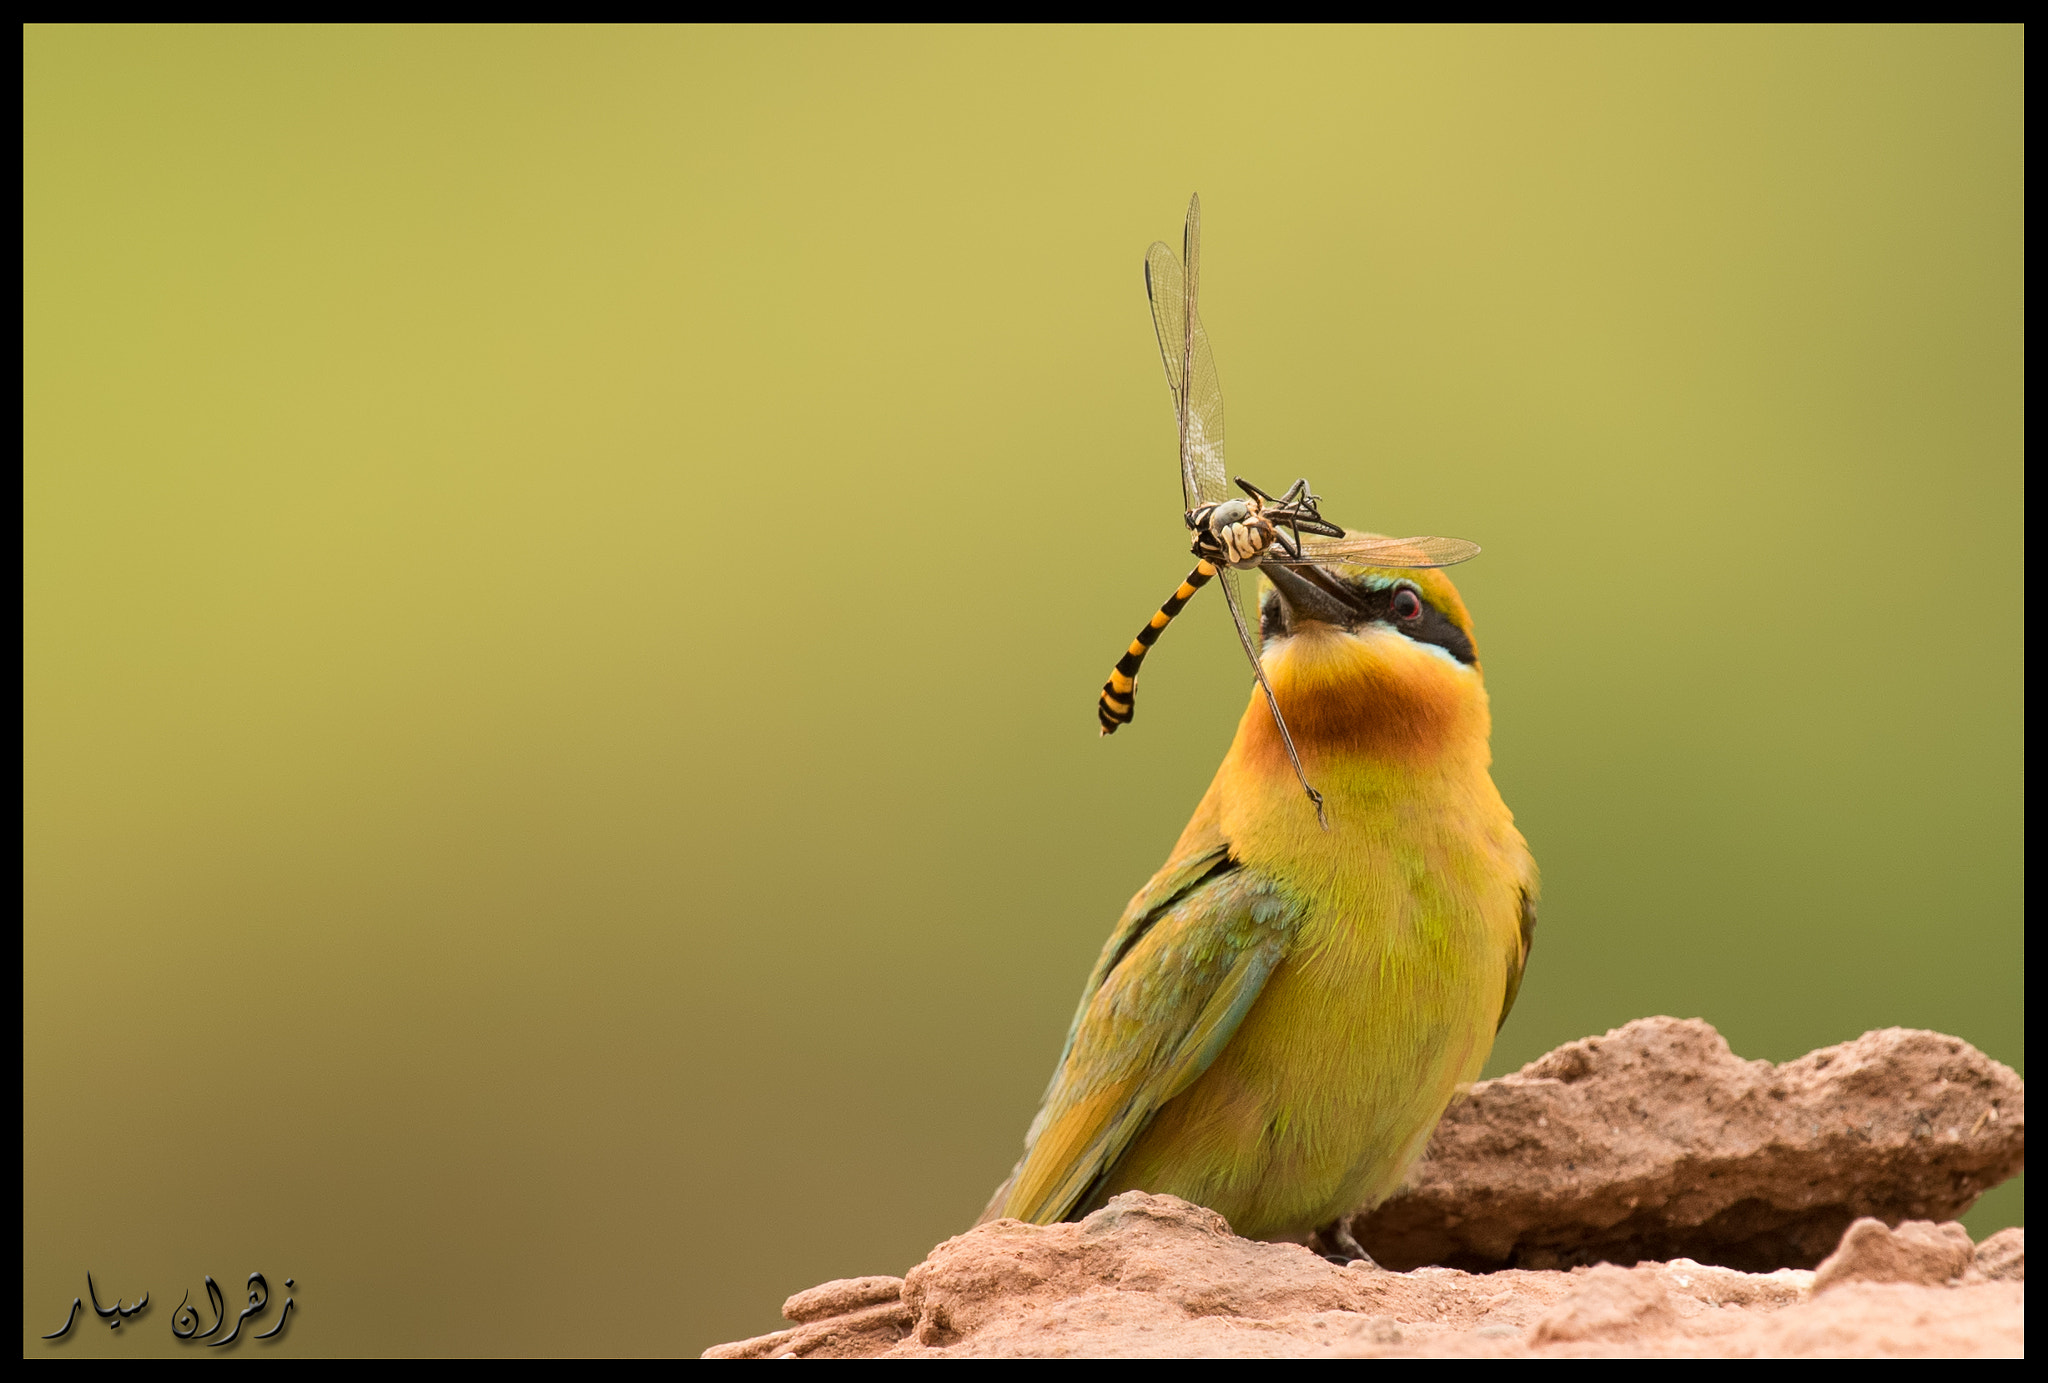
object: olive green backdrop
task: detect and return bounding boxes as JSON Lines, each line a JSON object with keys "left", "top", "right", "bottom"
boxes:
{"left": 24, "top": 24, "right": 2022, "bottom": 1357}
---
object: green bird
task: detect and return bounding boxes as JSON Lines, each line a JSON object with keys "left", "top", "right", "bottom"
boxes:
{"left": 984, "top": 561, "right": 1537, "bottom": 1251}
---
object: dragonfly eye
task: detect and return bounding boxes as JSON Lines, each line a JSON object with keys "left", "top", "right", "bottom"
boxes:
{"left": 1391, "top": 586, "right": 1423, "bottom": 622}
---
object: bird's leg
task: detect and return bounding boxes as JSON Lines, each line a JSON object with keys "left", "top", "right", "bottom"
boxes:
{"left": 1311, "top": 1219, "right": 1381, "bottom": 1269}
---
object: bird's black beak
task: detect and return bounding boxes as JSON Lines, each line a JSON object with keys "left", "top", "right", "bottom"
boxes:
{"left": 1264, "top": 563, "right": 1359, "bottom": 630}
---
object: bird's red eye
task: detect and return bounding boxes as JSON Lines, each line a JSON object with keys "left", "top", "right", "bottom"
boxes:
{"left": 1392, "top": 588, "right": 1423, "bottom": 621}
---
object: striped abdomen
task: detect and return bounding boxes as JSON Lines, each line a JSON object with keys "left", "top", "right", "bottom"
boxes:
{"left": 1098, "top": 560, "right": 1219, "bottom": 734}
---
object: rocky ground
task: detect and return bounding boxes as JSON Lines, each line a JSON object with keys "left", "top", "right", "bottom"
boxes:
{"left": 706, "top": 1019, "right": 2024, "bottom": 1358}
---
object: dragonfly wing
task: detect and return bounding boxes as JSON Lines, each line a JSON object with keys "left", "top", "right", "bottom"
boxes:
{"left": 1145, "top": 198, "right": 1228, "bottom": 513}
{"left": 1179, "top": 196, "right": 1229, "bottom": 511}
{"left": 1291, "top": 532, "right": 1482, "bottom": 570}
{"left": 1221, "top": 568, "right": 1326, "bottom": 824}
{"left": 1219, "top": 566, "right": 1260, "bottom": 665}
{"left": 1144, "top": 241, "right": 1185, "bottom": 424}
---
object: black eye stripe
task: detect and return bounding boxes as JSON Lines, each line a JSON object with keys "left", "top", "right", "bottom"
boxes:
{"left": 1260, "top": 579, "right": 1477, "bottom": 665}
{"left": 1405, "top": 600, "right": 1478, "bottom": 665}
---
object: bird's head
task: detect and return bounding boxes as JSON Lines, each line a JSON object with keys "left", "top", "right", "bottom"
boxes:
{"left": 1245, "top": 559, "right": 1488, "bottom": 774}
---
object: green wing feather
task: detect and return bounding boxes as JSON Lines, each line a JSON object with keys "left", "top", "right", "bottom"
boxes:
{"left": 993, "top": 846, "right": 1305, "bottom": 1225}
{"left": 1053, "top": 843, "right": 1236, "bottom": 1079}
{"left": 1495, "top": 886, "right": 1537, "bottom": 1033}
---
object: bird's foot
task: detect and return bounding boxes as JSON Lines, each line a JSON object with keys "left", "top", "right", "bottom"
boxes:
{"left": 1311, "top": 1220, "right": 1381, "bottom": 1269}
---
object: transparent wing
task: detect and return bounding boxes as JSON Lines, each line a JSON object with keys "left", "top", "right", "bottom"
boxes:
{"left": 1219, "top": 566, "right": 1257, "bottom": 659}
{"left": 1145, "top": 196, "right": 1227, "bottom": 512}
{"left": 1217, "top": 567, "right": 1267, "bottom": 713}
{"left": 1144, "top": 241, "right": 1185, "bottom": 425}
{"left": 1218, "top": 568, "right": 1325, "bottom": 825}
{"left": 1289, "top": 531, "right": 1482, "bottom": 570}
{"left": 1178, "top": 197, "right": 1228, "bottom": 511}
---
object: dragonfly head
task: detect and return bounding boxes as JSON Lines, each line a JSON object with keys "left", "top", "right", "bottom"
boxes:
{"left": 1191, "top": 499, "right": 1280, "bottom": 568}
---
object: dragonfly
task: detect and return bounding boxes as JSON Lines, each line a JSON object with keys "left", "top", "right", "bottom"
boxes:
{"left": 1096, "top": 194, "right": 1481, "bottom": 824}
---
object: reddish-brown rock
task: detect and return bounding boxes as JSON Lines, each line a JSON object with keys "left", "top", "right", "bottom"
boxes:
{"left": 1350, "top": 1019, "right": 2023, "bottom": 1272}
{"left": 1972, "top": 1226, "right": 2025, "bottom": 1282}
{"left": 702, "top": 1194, "right": 2023, "bottom": 1357}
{"left": 1528, "top": 1263, "right": 1679, "bottom": 1345}
{"left": 780, "top": 1275, "right": 904, "bottom": 1324}
{"left": 702, "top": 1022, "right": 2025, "bottom": 1358}
{"left": 703, "top": 1276, "right": 913, "bottom": 1360}
{"left": 1811, "top": 1218, "right": 1975, "bottom": 1294}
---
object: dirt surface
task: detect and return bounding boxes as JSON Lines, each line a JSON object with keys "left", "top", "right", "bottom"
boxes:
{"left": 704, "top": 1021, "right": 2024, "bottom": 1358}
{"left": 704, "top": 1198, "right": 2023, "bottom": 1358}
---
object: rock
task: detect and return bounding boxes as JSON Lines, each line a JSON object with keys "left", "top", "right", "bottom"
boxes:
{"left": 702, "top": 1193, "right": 2024, "bottom": 1358}
{"left": 1675, "top": 1279, "right": 2022, "bottom": 1358}
{"left": 701, "top": 1277, "right": 911, "bottom": 1360}
{"left": 1349, "top": 1019, "right": 2024, "bottom": 1272}
{"left": 781, "top": 1276, "right": 904, "bottom": 1324}
{"left": 1971, "top": 1227, "right": 2024, "bottom": 1282}
{"left": 703, "top": 1023, "right": 2025, "bottom": 1357}
{"left": 897, "top": 1193, "right": 1377, "bottom": 1350}
{"left": 1811, "top": 1219, "right": 1974, "bottom": 1293}
{"left": 1529, "top": 1264, "right": 1678, "bottom": 1344}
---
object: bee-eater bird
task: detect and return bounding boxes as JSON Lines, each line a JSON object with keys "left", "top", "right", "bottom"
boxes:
{"left": 984, "top": 561, "right": 1536, "bottom": 1253}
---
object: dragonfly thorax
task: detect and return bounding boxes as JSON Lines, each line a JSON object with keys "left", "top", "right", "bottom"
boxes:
{"left": 1188, "top": 499, "right": 1278, "bottom": 569}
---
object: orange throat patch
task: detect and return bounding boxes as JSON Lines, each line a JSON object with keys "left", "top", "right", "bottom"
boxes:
{"left": 1242, "top": 623, "right": 1489, "bottom": 775}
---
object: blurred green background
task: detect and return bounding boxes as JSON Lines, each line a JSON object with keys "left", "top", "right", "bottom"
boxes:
{"left": 24, "top": 24, "right": 2022, "bottom": 1357}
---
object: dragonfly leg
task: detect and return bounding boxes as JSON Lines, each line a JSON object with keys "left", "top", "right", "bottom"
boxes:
{"left": 1234, "top": 476, "right": 1280, "bottom": 506}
